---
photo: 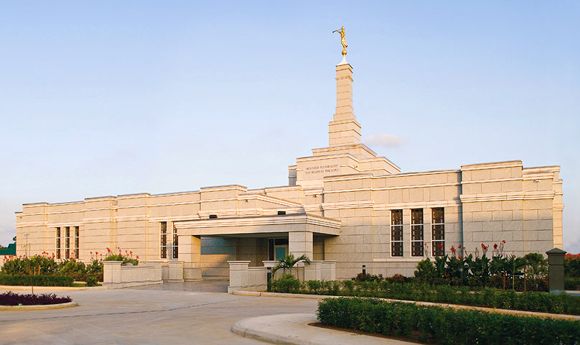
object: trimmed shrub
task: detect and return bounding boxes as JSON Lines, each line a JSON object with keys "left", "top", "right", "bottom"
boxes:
{"left": 58, "top": 259, "right": 87, "bottom": 281}
{"left": 0, "top": 274, "right": 74, "bottom": 287}
{"left": 0, "top": 291, "right": 71, "bottom": 306}
{"left": 272, "top": 279, "right": 580, "bottom": 315}
{"left": 271, "top": 274, "right": 301, "bottom": 293}
{"left": 318, "top": 298, "right": 580, "bottom": 345}
{"left": 85, "top": 275, "right": 99, "bottom": 287}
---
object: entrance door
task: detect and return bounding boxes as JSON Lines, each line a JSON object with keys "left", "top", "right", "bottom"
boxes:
{"left": 274, "top": 244, "right": 288, "bottom": 261}
{"left": 268, "top": 238, "right": 289, "bottom": 260}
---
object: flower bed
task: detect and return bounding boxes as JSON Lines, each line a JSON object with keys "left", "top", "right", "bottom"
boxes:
{"left": 0, "top": 291, "right": 71, "bottom": 306}
{"left": 317, "top": 298, "right": 580, "bottom": 345}
{"left": 270, "top": 276, "right": 580, "bottom": 315}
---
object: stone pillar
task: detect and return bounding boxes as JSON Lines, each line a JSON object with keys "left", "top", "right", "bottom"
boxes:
{"left": 289, "top": 231, "right": 313, "bottom": 259}
{"left": 180, "top": 235, "right": 202, "bottom": 281}
{"left": 328, "top": 63, "right": 361, "bottom": 147}
{"left": 546, "top": 248, "right": 567, "bottom": 294}
{"left": 228, "top": 261, "right": 250, "bottom": 293}
{"left": 167, "top": 261, "right": 184, "bottom": 282}
{"left": 179, "top": 235, "right": 201, "bottom": 265}
{"left": 103, "top": 261, "right": 122, "bottom": 287}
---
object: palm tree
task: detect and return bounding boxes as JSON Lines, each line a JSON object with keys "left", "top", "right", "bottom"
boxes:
{"left": 273, "top": 254, "right": 311, "bottom": 275}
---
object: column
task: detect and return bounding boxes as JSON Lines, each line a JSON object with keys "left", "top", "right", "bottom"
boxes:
{"left": 289, "top": 231, "right": 313, "bottom": 259}
{"left": 180, "top": 235, "right": 202, "bottom": 281}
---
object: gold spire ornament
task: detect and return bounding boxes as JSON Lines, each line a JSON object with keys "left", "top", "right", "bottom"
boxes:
{"left": 332, "top": 26, "right": 348, "bottom": 57}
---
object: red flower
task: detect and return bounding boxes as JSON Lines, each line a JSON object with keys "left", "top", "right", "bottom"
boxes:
{"left": 106, "top": 248, "right": 112, "bottom": 253}
{"left": 493, "top": 243, "right": 498, "bottom": 250}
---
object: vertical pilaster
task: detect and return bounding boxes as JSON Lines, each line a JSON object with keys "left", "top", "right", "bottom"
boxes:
{"left": 403, "top": 209, "right": 411, "bottom": 258}
{"left": 424, "top": 207, "right": 432, "bottom": 258}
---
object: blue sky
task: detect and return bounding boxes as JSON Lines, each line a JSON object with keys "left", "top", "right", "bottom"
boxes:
{"left": 1, "top": 1, "right": 579, "bottom": 251}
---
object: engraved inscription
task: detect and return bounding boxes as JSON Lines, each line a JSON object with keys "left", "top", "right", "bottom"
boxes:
{"left": 305, "top": 164, "right": 339, "bottom": 175}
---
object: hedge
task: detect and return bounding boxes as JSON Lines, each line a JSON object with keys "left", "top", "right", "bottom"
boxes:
{"left": 0, "top": 274, "right": 74, "bottom": 287}
{"left": 318, "top": 298, "right": 580, "bottom": 345}
{"left": 270, "top": 276, "right": 580, "bottom": 315}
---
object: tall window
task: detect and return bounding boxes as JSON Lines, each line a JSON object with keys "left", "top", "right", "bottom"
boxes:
{"left": 411, "top": 209, "right": 424, "bottom": 257}
{"left": 432, "top": 208, "right": 445, "bottom": 256}
{"left": 64, "top": 226, "right": 70, "bottom": 259}
{"left": 160, "top": 222, "right": 167, "bottom": 259}
{"left": 56, "top": 227, "right": 61, "bottom": 259}
{"left": 74, "top": 226, "right": 80, "bottom": 259}
{"left": 172, "top": 224, "right": 178, "bottom": 259}
{"left": 391, "top": 210, "right": 403, "bottom": 256}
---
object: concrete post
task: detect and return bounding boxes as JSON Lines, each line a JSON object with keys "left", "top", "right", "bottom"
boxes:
{"left": 546, "top": 248, "right": 567, "bottom": 294}
{"left": 103, "top": 261, "right": 122, "bottom": 286}
{"left": 228, "top": 261, "right": 251, "bottom": 293}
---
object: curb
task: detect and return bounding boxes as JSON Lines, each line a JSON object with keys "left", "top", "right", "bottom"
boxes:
{"left": 231, "top": 291, "right": 580, "bottom": 321}
{"left": 231, "top": 313, "right": 410, "bottom": 345}
{"left": 232, "top": 319, "right": 301, "bottom": 345}
{"left": 0, "top": 301, "right": 78, "bottom": 311}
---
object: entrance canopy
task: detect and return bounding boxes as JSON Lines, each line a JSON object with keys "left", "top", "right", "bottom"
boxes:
{"left": 174, "top": 214, "right": 340, "bottom": 263}
{"left": 175, "top": 213, "right": 340, "bottom": 237}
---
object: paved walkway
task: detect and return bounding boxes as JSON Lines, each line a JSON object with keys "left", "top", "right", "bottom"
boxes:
{"left": 0, "top": 285, "right": 317, "bottom": 345}
{"left": 233, "top": 313, "right": 414, "bottom": 345}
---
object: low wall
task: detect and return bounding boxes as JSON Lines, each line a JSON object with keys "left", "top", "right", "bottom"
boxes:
{"left": 305, "top": 261, "right": 336, "bottom": 281}
{"left": 103, "top": 261, "right": 163, "bottom": 289}
{"left": 228, "top": 261, "right": 267, "bottom": 293}
{"left": 228, "top": 260, "right": 337, "bottom": 293}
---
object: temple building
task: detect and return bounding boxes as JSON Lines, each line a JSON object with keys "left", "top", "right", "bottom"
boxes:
{"left": 15, "top": 52, "right": 564, "bottom": 279}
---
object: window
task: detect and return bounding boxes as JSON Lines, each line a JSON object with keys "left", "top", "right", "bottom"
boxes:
{"left": 172, "top": 224, "right": 178, "bottom": 259}
{"left": 277, "top": 210, "right": 286, "bottom": 215}
{"left": 64, "top": 227, "right": 70, "bottom": 259}
{"left": 391, "top": 210, "right": 403, "bottom": 256}
{"left": 74, "top": 226, "right": 80, "bottom": 259}
{"left": 209, "top": 214, "right": 218, "bottom": 219}
{"left": 432, "top": 208, "right": 445, "bottom": 256}
{"left": 56, "top": 227, "right": 61, "bottom": 259}
{"left": 411, "top": 209, "right": 424, "bottom": 257}
{"left": 160, "top": 222, "right": 167, "bottom": 259}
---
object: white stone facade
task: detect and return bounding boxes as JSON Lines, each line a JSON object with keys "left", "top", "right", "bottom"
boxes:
{"left": 15, "top": 59, "right": 564, "bottom": 280}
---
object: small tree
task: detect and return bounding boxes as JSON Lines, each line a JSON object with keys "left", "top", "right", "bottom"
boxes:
{"left": 273, "top": 254, "right": 311, "bottom": 276}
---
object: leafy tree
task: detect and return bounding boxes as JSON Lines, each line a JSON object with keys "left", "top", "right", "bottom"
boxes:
{"left": 272, "top": 254, "right": 311, "bottom": 275}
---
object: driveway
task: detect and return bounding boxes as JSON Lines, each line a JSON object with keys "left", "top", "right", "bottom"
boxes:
{"left": 0, "top": 284, "right": 318, "bottom": 345}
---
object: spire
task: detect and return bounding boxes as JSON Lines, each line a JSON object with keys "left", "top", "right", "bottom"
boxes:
{"left": 328, "top": 62, "right": 361, "bottom": 147}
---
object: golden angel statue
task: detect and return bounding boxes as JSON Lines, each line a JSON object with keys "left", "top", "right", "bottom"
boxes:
{"left": 332, "top": 26, "right": 348, "bottom": 57}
